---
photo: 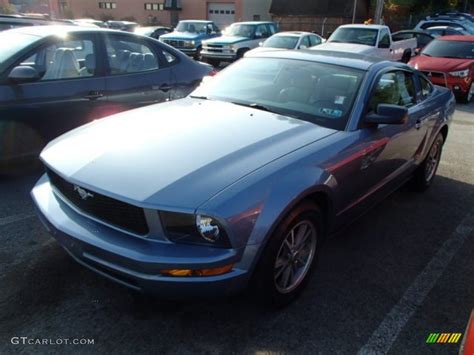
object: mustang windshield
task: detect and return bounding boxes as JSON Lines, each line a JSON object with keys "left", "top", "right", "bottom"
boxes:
{"left": 422, "top": 39, "right": 474, "bottom": 59}
{"left": 192, "top": 57, "right": 365, "bottom": 130}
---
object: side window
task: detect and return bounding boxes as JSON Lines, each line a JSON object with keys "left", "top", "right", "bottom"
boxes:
{"left": 104, "top": 35, "right": 159, "bottom": 75}
{"left": 17, "top": 38, "right": 97, "bottom": 81}
{"left": 162, "top": 49, "right": 177, "bottom": 64}
{"left": 419, "top": 75, "right": 433, "bottom": 100}
{"left": 255, "top": 24, "right": 270, "bottom": 38}
{"left": 416, "top": 34, "right": 432, "bottom": 47}
{"left": 268, "top": 24, "right": 277, "bottom": 35}
{"left": 369, "top": 71, "right": 416, "bottom": 112}
{"left": 309, "top": 35, "right": 321, "bottom": 46}
{"left": 301, "top": 36, "right": 311, "bottom": 48}
{"left": 378, "top": 30, "right": 390, "bottom": 47}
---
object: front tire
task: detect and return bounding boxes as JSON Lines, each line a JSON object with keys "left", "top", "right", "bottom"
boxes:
{"left": 413, "top": 133, "right": 444, "bottom": 191}
{"left": 252, "top": 202, "right": 323, "bottom": 307}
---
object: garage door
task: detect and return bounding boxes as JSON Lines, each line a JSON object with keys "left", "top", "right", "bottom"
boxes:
{"left": 208, "top": 3, "right": 235, "bottom": 30}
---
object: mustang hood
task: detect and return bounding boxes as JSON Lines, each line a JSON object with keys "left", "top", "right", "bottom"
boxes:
{"left": 41, "top": 99, "right": 335, "bottom": 210}
{"left": 316, "top": 42, "right": 375, "bottom": 55}
{"left": 409, "top": 55, "right": 474, "bottom": 72}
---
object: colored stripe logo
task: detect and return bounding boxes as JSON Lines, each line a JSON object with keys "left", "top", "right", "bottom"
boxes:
{"left": 426, "top": 333, "right": 462, "bottom": 344}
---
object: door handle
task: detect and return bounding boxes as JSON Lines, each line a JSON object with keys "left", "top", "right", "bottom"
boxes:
{"left": 83, "top": 91, "right": 104, "bottom": 100}
{"left": 158, "top": 84, "right": 173, "bottom": 92}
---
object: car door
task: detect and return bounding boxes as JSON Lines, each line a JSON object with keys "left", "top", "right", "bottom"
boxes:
{"left": 0, "top": 32, "right": 107, "bottom": 152}
{"left": 102, "top": 32, "right": 173, "bottom": 112}
{"left": 339, "top": 70, "right": 428, "bottom": 217}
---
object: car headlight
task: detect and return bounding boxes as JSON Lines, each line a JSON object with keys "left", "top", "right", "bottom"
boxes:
{"left": 160, "top": 211, "right": 231, "bottom": 248}
{"left": 449, "top": 69, "right": 470, "bottom": 78}
{"left": 184, "top": 40, "right": 195, "bottom": 47}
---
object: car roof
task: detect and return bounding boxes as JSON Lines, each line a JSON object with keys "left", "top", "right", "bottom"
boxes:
{"left": 4, "top": 25, "right": 128, "bottom": 37}
{"left": 394, "top": 29, "right": 431, "bottom": 35}
{"left": 273, "top": 31, "right": 315, "bottom": 37}
{"left": 437, "top": 35, "right": 474, "bottom": 41}
{"left": 246, "top": 49, "right": 383, "bottom": 70}
{"left": 232, "top": 21, "right": 275, "bottom": 25}
{"left": 179, "top": 20, "right": 213, "bottom": 23}
{"left": 338, "top": 24, "right": 386, "bottom": 30}
{"left": 427, "top": 26, "right": 463, "bottom": 30}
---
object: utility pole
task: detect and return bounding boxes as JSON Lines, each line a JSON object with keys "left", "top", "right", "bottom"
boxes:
{"left": 374, "top": 0, "right": 384, "bottom": 24}
{"left": 352, "top": 0, "right": 358, "bottom": 23}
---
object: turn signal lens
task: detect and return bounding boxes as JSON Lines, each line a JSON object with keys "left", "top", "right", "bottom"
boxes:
{"left": 161, "top": 264, "right": 234, "bottom": 277}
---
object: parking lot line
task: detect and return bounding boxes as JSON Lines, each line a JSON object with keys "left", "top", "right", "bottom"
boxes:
{"left": 358, "top": 211, "right": 474, "bottom": 355}
{"left": 0, "top": 214, "right": 35, "bottom": 227}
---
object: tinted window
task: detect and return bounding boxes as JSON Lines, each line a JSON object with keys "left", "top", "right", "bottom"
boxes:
{"left": 104, "top": 34, "right": 159, "bottom": 74}
{"left": 255, "top": 24, "right": 270, "bottom": 38}
{"left": 176, "top": 21, "right": 209, "bottom": 33}
{"left": 329, "top": 27, "right": 378, "bottom": 46}
{"left": 16, "top": 38, "right": 97, "bottom": 81}
{"left": 301, "top": 36, "right": 311, "bottom": 48}
{"left": 379, "top": 29, "right": 390, "bottom": 47}
{"left": 416, "top": 34, "right": 433, "bottom": 47}
{"left": 422, "top": 39, "right": 474, "bottom": 59}
{"left": 225, "top": 24, "right": 255, "bottom": 37}
{"left": 192, "top": 57, "right": 365, "bottom": 130}
{"left": 369, "top": 71, "right": 416, "bottom": 111}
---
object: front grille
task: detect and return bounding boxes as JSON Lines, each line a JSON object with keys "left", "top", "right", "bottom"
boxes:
{"left": 47, "top": 168, "right": 149, "bottom": 236}
{"left": 207, "top": 44, "right": 223, "bottom": 48}
{"left": 164, "top": 39, "right": 184, "bottom": 47}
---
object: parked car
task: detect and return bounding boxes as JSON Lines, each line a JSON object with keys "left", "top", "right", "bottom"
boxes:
{"left": 107, "top": 20, "right": 137, "bottom": 32}
{"left": 0, "top": 14, "right": 72, "bottom": 31}
{"left": 73, "top": 19, "right": 108, "bottom": 28}
{"left": 426, "top": 26, "right": 470, "bottom": 37}
{"left": 201, "top": 21, "right": 278, "bottom": 66}
{"left": 160, "top": 20, "right": 220, "bottom": 60}
{"left": 415, "top": 18, "right": 474, "bottom": 34}
{"left": 392, "top": 29, "right": 435, "bottom": 53}
{"left": 32, "top": 50, "right": 454, "bottom": 306}
{"left": 247, "top": 31, "right": 324, "bottom": 55}
{"left": 317, "top": 24, "right": 417, "bottom": 62}
{"left": 0, "top": 25, "right": 213, "bottom": 172}
{"left": 135, "top": 26, "right": 172, "bottom": 40}
{"left": 409, "top": 35, "right": 474, "bottom": 103}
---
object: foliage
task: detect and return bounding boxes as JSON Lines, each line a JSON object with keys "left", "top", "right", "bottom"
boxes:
{"left": 0, "top": 4, "right": 17, "bottom": 14}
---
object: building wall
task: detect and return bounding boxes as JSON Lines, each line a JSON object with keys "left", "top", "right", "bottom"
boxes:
{"left": 272, "top": 16, "right": 362, "bottom": 38}
{"left": 242, "top": 0, "right": 271, "bottom": 21}
{"left": 59, "top": 0, "right": 251, "bottom": 26}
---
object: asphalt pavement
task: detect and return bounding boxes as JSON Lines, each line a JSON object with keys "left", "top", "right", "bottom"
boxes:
{"left": 0, "top": 103, "right": 473, "bottom": 354}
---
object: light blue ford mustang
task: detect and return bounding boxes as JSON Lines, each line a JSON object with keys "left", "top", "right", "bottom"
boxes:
{"left": 32, "top": 50, "right": 455, "bottom": 306}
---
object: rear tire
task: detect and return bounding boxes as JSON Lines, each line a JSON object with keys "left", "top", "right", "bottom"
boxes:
{"left": 236, "top": 48, "right": 249, "bottom": 60}
{"left": 412, "top": 133, "right": 444, "bottom": 192}
{"left": 251, "top": 202, "right": 324, "bottom": 308}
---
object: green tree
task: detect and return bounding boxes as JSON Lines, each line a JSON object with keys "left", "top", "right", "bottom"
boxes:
{"left": 0, "top": 3, "right": 17, "bottom": 14}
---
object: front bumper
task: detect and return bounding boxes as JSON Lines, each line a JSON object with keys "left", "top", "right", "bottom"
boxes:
{"left": 201, "top": 49, "right": 236, "bottom": 61}
{"left": 31, "top": 174, "right": 250, "bottom": 298}
{"left": 424, "top": 72, "right": 472, "bottom": 95}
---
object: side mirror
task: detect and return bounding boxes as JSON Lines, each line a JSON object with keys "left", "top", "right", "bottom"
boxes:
{"left": 8, "top": 66, "right": 40, "bottom": 83}
{"left": 365, "top": 104, "right": 408, "bottom": 125}
{"left": 378, "top": 41, "right": 390, "bottom": 48}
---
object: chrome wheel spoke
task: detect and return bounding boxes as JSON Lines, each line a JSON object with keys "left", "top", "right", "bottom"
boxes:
{"left": 273, "top": 220, "right": 317, "bottom": 294}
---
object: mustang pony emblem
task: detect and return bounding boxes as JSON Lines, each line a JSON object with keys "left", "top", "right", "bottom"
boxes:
{"left": 73, "top": 186, "right": 94, "bottom": 200}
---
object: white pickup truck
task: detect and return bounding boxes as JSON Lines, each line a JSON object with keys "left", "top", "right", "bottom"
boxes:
{"left": 315, "top": 24, "right": 417, "bottom": 62}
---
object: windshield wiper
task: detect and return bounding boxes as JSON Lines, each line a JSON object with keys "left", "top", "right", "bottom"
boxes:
{"left": 231, "top": 101, "right": 276, "bottom": 113}
{"left": 190, "top": 95, "right": 210, "bottom": 100}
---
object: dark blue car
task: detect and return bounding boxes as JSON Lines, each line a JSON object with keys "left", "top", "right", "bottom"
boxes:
{"left": 32, "top": 50, "right": 455, "bottom": 306}
{"left": 0, "top": 25, "right": 213, "bottom": 172}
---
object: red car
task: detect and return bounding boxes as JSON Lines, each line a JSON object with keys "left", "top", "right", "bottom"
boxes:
{"left": 409, "top": 35, "right": 474, "bottom": 103}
